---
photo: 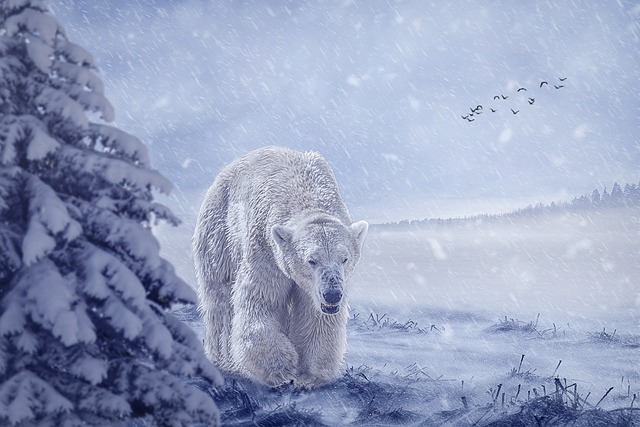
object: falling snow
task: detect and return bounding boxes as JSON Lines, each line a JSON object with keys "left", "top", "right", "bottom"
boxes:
{"left": 6, "top": 1, "right": 639, "bottom": 425}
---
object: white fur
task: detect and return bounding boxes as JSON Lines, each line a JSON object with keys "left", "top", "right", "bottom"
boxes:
{"left": 193, "top": 146, "right": 368, "bottom": 388}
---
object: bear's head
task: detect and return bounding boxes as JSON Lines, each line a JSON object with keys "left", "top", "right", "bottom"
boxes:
{"left": 271, "top": 216, "right": 368, "bottom": 315}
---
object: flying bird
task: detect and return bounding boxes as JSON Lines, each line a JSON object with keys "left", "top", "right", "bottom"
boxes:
{"left": 554, "top": 84, "right": 565, "bottom": 89}
{"left": 501, "top": 94, "right": 509, "bottom": 100}
{"left": 528, "top": 97, "right": 535, "bottom": 105}
{"left": 511, "top": 108, "right": 519, "bottom": 114}
{"left": 493, "top": 95, "right": 500, "bottom": 100}
{"left": 558, "top": 77, "right": 567, "bottom": 81}
{"left": 466, "top": 117, "right": 475, "bottom": 122}
{"left": 517, "top": 87, "right": 527, "bottom": 92}
{"left": 490, "top": 108, "right": 497, "bottom": 112}
{"left": 461, "top": 115, "right": 469, "bottom": 120}
{"left": 540, "top": 81, "right": 548, "bottom": 87}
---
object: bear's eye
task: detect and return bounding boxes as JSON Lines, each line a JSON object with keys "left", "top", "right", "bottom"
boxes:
{"left": 308, "top": 259, "right": 317, "bottom": 267}
{"left": 342, "top": 257, "right": 348, "bottom": 264}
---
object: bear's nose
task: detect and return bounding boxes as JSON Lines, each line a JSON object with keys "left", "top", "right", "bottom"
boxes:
{"left": 322, "top": 288, "right": 342, "bottom": 305}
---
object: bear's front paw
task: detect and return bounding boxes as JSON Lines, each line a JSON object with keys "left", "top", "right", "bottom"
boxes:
{"left": 294, "top": 372, "right": 335, "bottom": 390}
{"left": 293, "top": 374, "right": 315, "bottom": 391}
{"left": 246, "top": 339, "right": 300, "bottom": 388}
{"left": 262, "top": 365, "right": 298, "bottom": 388}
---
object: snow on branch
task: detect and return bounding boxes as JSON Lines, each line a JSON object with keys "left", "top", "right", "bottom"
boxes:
{"left": 103, "top": 296, "right": 143, "bottom": 341}
{"left": 21, "top": 218, "right": 55, "bottom": 266}
{"left": 128, "top": 368, "right": 220, "bottom": 426}
{"left": 0, "top": 168, "right": 22, "bottom": 280}
{"left": 21, "top": 174, "right": 81, "bottom": 265}
{"left": 87, "top": 123, "right": 150, "bottom": 166}
{"left": 54, "top": 37, "right": 94, "bottom": 68}
{"left": 25, "top": 34, "right": 53, "bottom": 73}
{"left": 74, "top": 386, "right": 131, "bottom": 419}
{"left": 82, "top": 245, "right": 145, "bottom": 303}
{"left": 35, "top": 86, "right": 89, "bottom": 129}
{"left": 0, "top": 115, "right": 61, "bottom": 164}
{"left": 65, "top": 85, "right": 115, "bottom": 123}
{"left": 141, "top": 316, "right": 173, "bottom": 359}
{"left": 0, "top": 370, "right": 73, "bottom": 424}
{"left": 21, "top": 261, "right": 74, "bottom": 342}
{"left": 0, "top": 298, "right": 26, "bottom": 338}
{"left": 162, "top": 313, "right": 223, "bottom": 382}
{"left": 1, "top": 258, "right": 97, "bottom": 348}
{"left": 0, "top": 0, "right": 48, "bottom": 15}
{"left": 0, "top": 52, "right": 24, "bottom": 94}
{"left": 2, "top": 7, "right": 59, "bottom": 46}
{"left": 146, "top": 258, "right": 197, "bottom": 305}
{"left": 0, "top": 223, "right": 21, "bottom": 282}
{"left": 81, "top": 204, "right": 163, "bottom": 270}
{"left": 0, "top": 117, "right": 26, "bottom": 165}
{"left": 0, "top": 340, "right": 8, "bottom": 374}
{"left": 68, "top": 355, "right": 107, "bottom": 385}
{"left": 55, "top": 61, "right": 105, "bottom": 94}
{"left": 60, "top": 143, "right": 172, "bottom": 195}
{"left": 25, "top": 120, "right": 59, "bottom": 161}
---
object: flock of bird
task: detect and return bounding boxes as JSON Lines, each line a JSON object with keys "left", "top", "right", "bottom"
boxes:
{"left": 461, "top": 77, "right": 567, "bottom": 122}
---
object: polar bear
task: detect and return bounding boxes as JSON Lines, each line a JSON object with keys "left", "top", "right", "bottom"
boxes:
{"left": 193, "top": 146, "right": 368, "bottom": 388}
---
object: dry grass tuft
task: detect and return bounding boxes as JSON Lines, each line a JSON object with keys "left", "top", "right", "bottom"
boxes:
{"left": 349, "top": 311, "right": 436, "bottom": 334}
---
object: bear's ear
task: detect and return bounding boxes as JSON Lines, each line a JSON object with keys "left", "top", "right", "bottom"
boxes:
{"left": 271, "top": 224, "right": 293, "bottom": 250}
{"left": 350, "top": 220, "right": 368, "bottom": 249}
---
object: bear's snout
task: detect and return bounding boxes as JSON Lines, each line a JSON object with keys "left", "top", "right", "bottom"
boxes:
{"left": 318, "top": 267, "right": 345, "bottom": 314}
{"left": 322, "top": 288, "right": 343, "bottom": 305}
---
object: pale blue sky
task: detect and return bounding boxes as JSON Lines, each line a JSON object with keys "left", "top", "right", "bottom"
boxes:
{"left": 52, "top": 0, "right": 640, "bottom": 221}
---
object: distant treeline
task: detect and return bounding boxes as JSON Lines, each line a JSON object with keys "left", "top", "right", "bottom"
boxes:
{"left": 374, "top": 180, "right": 640, "bottom": 230}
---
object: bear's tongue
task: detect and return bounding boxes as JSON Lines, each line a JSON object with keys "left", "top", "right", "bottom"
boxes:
{"left": 321, "top": 303, "right": 340, "bottom": 315}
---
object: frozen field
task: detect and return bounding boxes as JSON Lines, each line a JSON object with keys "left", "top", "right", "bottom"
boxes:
{"left": 170, "top": 206, "right": 640, "bottom": 425}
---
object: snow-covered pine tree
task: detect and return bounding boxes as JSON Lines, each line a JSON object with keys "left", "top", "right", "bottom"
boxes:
{"left": 0, "top": 1, "right": 221, "bottom": 425}
{"left": 623, "top": 183, "right": 640, "bottom": 207}
{"left": 610, "top": 182, "right": 623, "bottom": 207}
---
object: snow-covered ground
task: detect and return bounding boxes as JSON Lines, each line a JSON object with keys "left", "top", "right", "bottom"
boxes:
{"left": 172, "top": 206, "right": 639, "bottom": 425}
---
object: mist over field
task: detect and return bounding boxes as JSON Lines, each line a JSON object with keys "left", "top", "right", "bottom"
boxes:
{"left": 354, "top": 209, "right": 640, "bottom": 324}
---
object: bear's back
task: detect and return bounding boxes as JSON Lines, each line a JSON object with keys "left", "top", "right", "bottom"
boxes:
{"left": 224, "top": 147, "right": 350, "bottom": 226}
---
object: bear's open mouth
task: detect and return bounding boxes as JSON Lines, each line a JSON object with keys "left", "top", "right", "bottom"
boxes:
{"left": 321, "top": 303, "right": 340, "bottom": 315}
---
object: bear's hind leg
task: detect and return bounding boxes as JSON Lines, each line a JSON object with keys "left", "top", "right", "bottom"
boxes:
{"left": 198, "top": 283, "right": 234, "bottom": 370}
{"left": 193, "top": 183, "right": 236, "bottom": 371}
